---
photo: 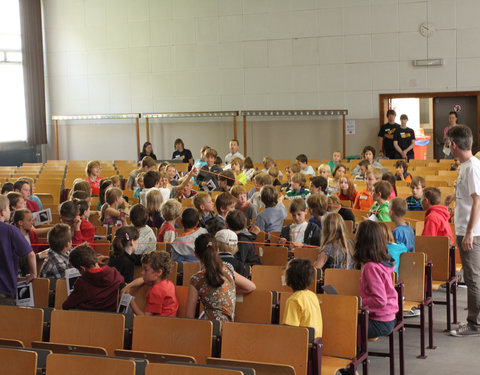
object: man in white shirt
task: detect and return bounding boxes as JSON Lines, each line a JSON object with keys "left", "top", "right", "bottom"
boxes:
{"left": 224, "top": 139, "right": 244, "bottom": 165}
{"left": 446, "top": 125, "right": 480, "bottom": 337}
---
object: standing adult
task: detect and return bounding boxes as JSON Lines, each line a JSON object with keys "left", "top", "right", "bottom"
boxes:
{"left": 445, "top": 125, "right": 480, "bottom": 337}
{"left": 378, "top": 109, "right": 400, "bottom": 159}
{"left": 225, "top": 139, "right": 244, "bottom": 165}
{"left": 442, "top": 111, "right": 458, "bottom": 159}
{"left": 172, "top": 138, "right": 194, "bottom": 167}
{"left": 139, "top": 142, "right": 157, "bottom": 162}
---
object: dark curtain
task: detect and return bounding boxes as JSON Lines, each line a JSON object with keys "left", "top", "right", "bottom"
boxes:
{"left": 19, "top": 0, "right": 47, "bottom": 145}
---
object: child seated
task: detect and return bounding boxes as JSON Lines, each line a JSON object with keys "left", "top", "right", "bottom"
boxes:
{"left": 7, "top": 191, "right": 25, "bottom": 213}
{"left": 286, "top": 173, "right": 310, "bottom": 201}
{"left": 231, "top": 158, "right": 247, "bottom": 186}
{"left": 193, "top": 192, "right": 215, "bottom": 228}
{"left": 197, "top": 148, "right": 223, "bottom": 191}
{"left": 60, "top": 200, "right": 95, "bottom": 246}
{"left": 395, "top": 160, "right": 412, "bottom": 184}
{"left": 1, "top": 182, "right": 13, "bottom": 195}
{"left": 171, "top": 208, "right": 208, "bottom": 262}
{"left": 406, "top": 176, "right": 425, "bottom": 211}
{"left": 249, "top": 172, "right": 273, "bottom": 209}
{"left": 268, "top": 166, "right": 282, "bottom": 186}
{"left": 389, "top": 197, "right": 415, "bottom": 252}
{"left": 157, "top": 199, "right": 182, "bottom": 243}
{"left": 296, "top": 154, "right": 315, "bottom": 176}
{"left": 317, "top": 164, "right": 331, "bottom": 180}
{"left": 255, "top": 185, "right": 287, "bottom": 233}
{"left": 76, "top": 199, "right": 91, "bottom": 222}
{"left": 307, "top": 193, "right": 328, "bottom": 228}
{"left": 231, "top": 185, "right": 257, "bottom": 226}
{"left": 369, "top": 181, "right": 392, "bottom": 222}
{"left": 39, "top": 224, "right": 72, "bottom": 279}
{"left": 225, "top": 210, "right": 261, "bottom": 273}
{"left": 327, "top": 195, "right": 356, "bottom": 227}
{"left": 353, "top": 160, "right": 370, "bottom": 181}
{"left": 382, "top": 172, "right": 397, "bottom": 199}
{"left": 166, "top": 164, "right": 180, "bottom": 186}
{"left": 378, "top": 222, "right": 407, "bottom": 274}
{"left": 133, "top": 172, "right": 145, "bottom": 199}
{"left": 216, "top": 229, "right": 246, "bottom": 276}
{"left": 146, "top": 189, "right": 164, "bottom": 230}
{"left": 205, "top": 192, "right": 237, "bottom": 235}
{"left": 100, "top": 187, "right": 130, "bottom": 226}
{"left": 109, "top": 226, "right": 140, "bottom": 283}
{"left": 421, "top": 187, "right": 454, "bottom": 243}
{"left": 351, "top": 146, "right": 383, "bottom": 176}
{"left": 174, "top": 175, "right": 198, "bottom": 200}
{"left": 281, "top": 163, "right": 300, "bottom": 192}
{"left": 309, "top": 176, "right": 328, "bottom": 195}
{"left": 217, "top": 170, "right": 235, "bottom": 193}
{"left": 353, "top": 168, "right": 381, "bottom": 211}
{"left": 127, "top": 251, "right": 178, "bottom": 316}
{"left": 14, "top": 180, "right": 39, "bottom": 213}
{"left": 282, "top": 258, "right": 323, "bottom": 338}
{"left": 243, "top": 156, "right": 256, "bottom": 181}
{"left": 338, "top": 175, "right": 357, "bottom": 203}
{"left": 313, "top": 213, "right": 354, "bottom": 271}
{"left": 130, "top": 204, "right": 157, "bottom": 254}
{"left": 63, "top": 244, "right": 124, "bottom": 311}
{"left": 327, "top": 150, "right": 342, "bottom": 173}
{"left": 326, "top": 164, "right": 347, "bottom": 195}
{"left": 280, "top": 198, "right": 320, "bottom": 248}
{"left": 141, "top": 171, "right": 170, "bottom": 205}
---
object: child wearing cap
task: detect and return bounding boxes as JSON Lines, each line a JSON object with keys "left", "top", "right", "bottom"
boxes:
{"left": 215, "top": 229, "right": 246, "bottom": 276}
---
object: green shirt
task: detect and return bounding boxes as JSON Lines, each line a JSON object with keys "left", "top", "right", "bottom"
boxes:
{"left": 369, "top": 201, "right": 391, "bottom": 222}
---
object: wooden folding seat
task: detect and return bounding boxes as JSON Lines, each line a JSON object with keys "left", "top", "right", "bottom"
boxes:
{"left": 415, "top": 236, "right": 458, "bottom": 331}
{"left": 130, "top": 316, "right": 214, "bottom": 363}
{"left": 146, "top": 362, "right": 246, "bottom": 375}
{"left": 115, "top": 349, "right": 196, "bottom": 364}
{"left": 292, "top": 247, "right": 319, "bottom": 263}
{"left": 17, "top": 277, "right": 50, "bottom": 308}
{"left": 0, "top": 306, "right": 43, "bottom": 347}
{"left": 323, "top": 269, "right": 361, "bottom": 296}
{"left": 396, "top": 186, "right": 411, "bottom": 198}
{"left": 234, "top": 290, "right": 274, "bottom": 324}
{"left": 182, "top": 261, "right": 201, "bottom": 286}
{"left": 399, "top": 252, "right": 435, "bottom": 358}
{"left": 251, "top": 265, "right": 316, "bottom": 292}
{"left": 37, "top": 309, "right": 125, "bottom": 355}
{"left": 35, "top": 193, "right": 55, "bottom": 206}
{"left": 54, "top": 279, "right": 68, "bottom": 309}
{"left": 254, "top": 245, "right": 288, "bottom": 266}
{"left": 0, "top": 346, "right": 37, "bottom": 375}
{"left": 93, "top": 242, "right": 111, "bottom": 256}
{"left": 46, "top": 353, "right": 136, "bottom": 375}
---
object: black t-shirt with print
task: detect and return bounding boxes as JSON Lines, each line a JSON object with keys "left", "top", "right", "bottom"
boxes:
{"left": 378, "top": 122, "right": 400, "bottom": 158}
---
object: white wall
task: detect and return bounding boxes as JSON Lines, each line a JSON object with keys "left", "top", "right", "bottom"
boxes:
{"left": 42, "top": 0, "right": 480, "bottom": 161}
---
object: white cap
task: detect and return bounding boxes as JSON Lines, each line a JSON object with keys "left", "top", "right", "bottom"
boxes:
{"left": 215, "top": 229, "right": 238, "bottom": 246}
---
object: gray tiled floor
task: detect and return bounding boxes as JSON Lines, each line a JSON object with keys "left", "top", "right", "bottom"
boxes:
{"left": 366, "top": 286, "right": 477, "bottom": 375}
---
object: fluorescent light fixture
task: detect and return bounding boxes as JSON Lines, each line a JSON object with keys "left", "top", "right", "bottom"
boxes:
{"left": 52, "top": 114, "right": 140, "bottom": 120}
{"left": 413, "top": 59, "right": 444, "bottom": 66}
{"left": 143, "top": 111, "right": 239, "bottom": 118}
{"left": 240, "top": 110, "right": 348, "bottom": 116}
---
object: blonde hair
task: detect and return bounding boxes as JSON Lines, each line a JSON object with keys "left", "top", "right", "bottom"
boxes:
{"left": 193, "top": 192, "right": 210, "bottom": 211}
{"left": 217, "top": 242, "right": 238, "bottom": 255}
{"left": 320, "top": 213, "right": 353, "bottom": 269}
{"left": 366, "top": 166, "right": 383, "bottom": 180}
{"left": 307, "top": 194, "right": 328, "bottom": 218}
{"left": 0, "top": 195, "right": 8, "bottom": 211}
{"left": 317, "top": 164, "right": 330, "bottom": 175}
{"left": 291, "top": 173, "right": 306, "bottom": 186}
{"left": 326, "top": 195, "right": 341, "bottom": 213}
{"left": 231, "top": 157, "right": 244, "bottom": 169}
{"left": 253, "top": 172, "right": 272, "bottom": 186}
{"left": 161, "top": 199, "right": 182, "bottom": 221}
{"left": 86, "top": 160, "right": 101, "bottom": 176}
{"left": 146, "top": 189, "right": 163, "bottom": 214}
{"left": 378, "top": 222, "right": 395, "bottom": 243}
{"left": 262, "top": 156, "right": 274, "bottom": 169}
{"left": 110, "top": 175, "right": 120, "bottom": 185}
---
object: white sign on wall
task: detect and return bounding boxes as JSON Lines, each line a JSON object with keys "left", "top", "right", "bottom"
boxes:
{"left": 346, "top": 120, "right": 355, "bottom": 135}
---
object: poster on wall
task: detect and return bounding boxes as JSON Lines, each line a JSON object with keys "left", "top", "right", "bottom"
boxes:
{"left": 346, "top": 120, "right": 355, "bottom": 135}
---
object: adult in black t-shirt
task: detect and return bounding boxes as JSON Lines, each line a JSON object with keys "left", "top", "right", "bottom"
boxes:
{"left": 172, "top": 138, "right": 194, "bottom": 167}
{"left": 378, "top": 109, "right": 400, "bottom": 159}
{"left": 393, "top": 114, "right": 416, "bottom": 161}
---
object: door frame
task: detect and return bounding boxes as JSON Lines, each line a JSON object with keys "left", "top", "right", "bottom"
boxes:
{"left": 379, "top": 91, "right": 480, "bottom": 156}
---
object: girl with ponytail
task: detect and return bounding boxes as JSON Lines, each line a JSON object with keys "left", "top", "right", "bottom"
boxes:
{"left": 108, "top": 226, "right": 140, "bottom": 283}
{"left": 186, "top": 233, "right": 256, "bottom": 321}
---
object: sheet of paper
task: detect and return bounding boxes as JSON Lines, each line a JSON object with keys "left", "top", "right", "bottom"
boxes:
{"left": 117, "top": 293, "right": 133, "bottom": 314}
{"left": 16, "top": 281, "right": 34, "bottom": 307}
{"left": 65, "top": 268, "right": 82, "bottom": 295}
{"left": 32, "top": 208, "right": 52, "bottom": 226}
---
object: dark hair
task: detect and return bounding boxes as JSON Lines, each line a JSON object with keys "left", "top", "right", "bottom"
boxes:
{"left": 289, "top": 198, "right": 306, "bottom": 213}
{"left": 194, "top": 233, "right": 225, "bottom": 288}
{"left": 174, "top": 138, "right": 184, "bottom": 149}
{"left": 142, "top": 142, "right": 153, "bottom": 154}
{"left": 141, "top": 251, "right": 172, "bottom": 280}
{"left": 226, "top": 209, "right": 246, "bottom": 231}
{"left": 307, "top": 194, "right": 328, "bottom": 217}
{"left": 362, "top": 146, "right": 376, "bottom": 158}
{"left": 144, "top": 171, "right": 160, "bottom": 189}
{"left": 215, "top": 156, "right": 223, "bottom": 165}
{"left": 310, "top": 176, "right": 328, "bottom": 192}
{"left": 447, "top": 124, "right": 472, "bottom": 151}
{"left": 69, "top": 244, "right": 97, "bottom": 270}
{"left": 7, "top": 192, "right": 23, "bottom": 209}
{"left": 423, "top": 186, "right": 441, "bottom": 206}
{"left": 244, "top": 156, "right": 254, "bottom": 169}
{"left": 449, "top": 111, "right": 458, "bottom": 119}
{"left": 400, "top": 114, "right": 408, "bottom": 120}
{"left": 60, "top": 200, "right": 78, "bottom": 219}
{"left": 48, "top": 224, "right": 71, "bottom": 253}
{"left": 75, "top": 199, "right": 90, "bottom": 217}
{"left": 411, "top": 176, "right": 426, "bottom": 188}
{"left": 381, "top": 173, "right": 396, "bottom": 195}
{"left": 219, "top": 170, "right": 235, "bottom": 187}
{"left": 286, "top": 258, "right": 314, "bottom": 291}
{"left": 395, "top": 159, "right": 408, "bottom": 172}
{"left": 354, "top": 221, "right": 390, "bottom": 266}
{"left": 99, "top": 179, "right": 113, "bottom": 206}
{"left": 215, "top": 192, "right": 236, "bottom": 213}
{"left": 112, "top": 226, "right": 140, "bottom": 258}
{"left": 129, "top": 204, "right": 149, "bottom": 227}
{"left": 296, "top": 154, "right": 308, "bottom": 164}
{"left": 358, "top": 159, "right": 370, "bottom": 168}
{"left": 386, "top": 109, "right": 396, "bottom": 117}
{"left": 333, "top": 164, "right": 347, "bottom": 177}
{"left": 1, "top": 182, "right": 13, "bottom": 195}
{"left": 182, "top": 208, "right": 199, "bottom": 229}
{"left": 230, "top": 139, "right": 239, "bottom": 146}
{"left": 12, "top": 208, "right": 31, "bottom": 225}
{"left": 260, "top": 185, "right": 278, "bottom": 207}
{"left": 71, "top": 191, "right": 90, "bottom": 201}
{"left": 13, "top": 180, "right": 28, "bottom": 192}
{"left": 375, "top": 180, "right": 393, "bottom": 200}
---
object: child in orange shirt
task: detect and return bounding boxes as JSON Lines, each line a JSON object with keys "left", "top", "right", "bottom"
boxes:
{"left": 353, "top": 168, "right": 381, "bottom": 211}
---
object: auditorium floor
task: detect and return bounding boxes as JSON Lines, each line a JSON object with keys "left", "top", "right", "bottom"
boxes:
{"left": 366, "top": 286, "right": 476, "bottom": 375}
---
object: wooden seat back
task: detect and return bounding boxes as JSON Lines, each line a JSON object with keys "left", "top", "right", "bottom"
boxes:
{"left": 0, "top": 306, "right": 43, "bottom": 347}
{"left": 17, "top": 277, "right": 50, "bottom": 308}
{"left": 251, "top": 265, "right": 316, "bottom": 292}
{"left": 221, "top": 321, "right": 309, "bottom": 375}
{"left": 54, "top": 279, "right": 68, "bottom": 309}
{"left": 292, "top": 247, "right": 319, "bottom": 263}
{"left": 254, "top": 245, "right": 288, "bottom": 266}
{"left": 175, "top": 285, "right": 190, "bottom": 318}
{"left": 323, "top": 269, "right": 361, "bottom": 296}
{"left": 46, "top": 353, "right": 135, "bottom": 375}
{"left": 49, "top": 309, "right": 125, "bottom": 355}
{"left": 0, "top": 346, "right": 37, "bottom": 375}
{"left": 234, "top": 290, "right": 273, "bottom": 324}
{"left": 132, "top": 316, "right": 213, "bottom": 364}
{"left": 146, "top": 362, "right": 244, "bottom": 375}
{"left": 183, "top": 262, "right": 201, "bottom": 286}
{"left": 415, "top": 236, "right": 450, "bottom": 282}
{"left": 398, "top": 252, "right": 426, "bottom": 303}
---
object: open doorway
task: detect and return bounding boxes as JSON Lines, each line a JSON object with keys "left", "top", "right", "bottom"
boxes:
{"left": 380, "top": 92, "right": 480, "bottom": 160}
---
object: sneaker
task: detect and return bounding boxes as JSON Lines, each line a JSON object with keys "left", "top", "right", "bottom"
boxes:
{"left": 403, "top": 308, "right": 420, "bottom": 318}
{"left": 450, "top": 324, "right": 480, "bottom": 337}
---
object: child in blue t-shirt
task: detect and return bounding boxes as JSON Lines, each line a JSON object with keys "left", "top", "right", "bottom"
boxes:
{"left": 389, "top": 197, "right": 415, "bottom": 252}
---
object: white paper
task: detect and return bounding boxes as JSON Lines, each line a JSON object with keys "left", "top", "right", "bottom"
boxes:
{"left": 346, "top": 119, "right": 355, "bottom": 135}
{"left": 205, "top": 179, "right": 217, "bottom": 192}
{"left": 65, "top": 268, "right": 82, "bottom": 295}
{"left": 32, "top": 208, "right": 52, "bottom": 226}
{"left": 16, "top": 281, "right": 34, "bottom": 307}
{"left": 117, "top": 293, "right": 133, "bottom": 314}
{"left": 368, "top": 214, "right": 378, "bottom": 221}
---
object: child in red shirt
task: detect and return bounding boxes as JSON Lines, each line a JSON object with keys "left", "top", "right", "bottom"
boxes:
{"left": 421, "top": 187, "right": 454, "bottom": 243}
